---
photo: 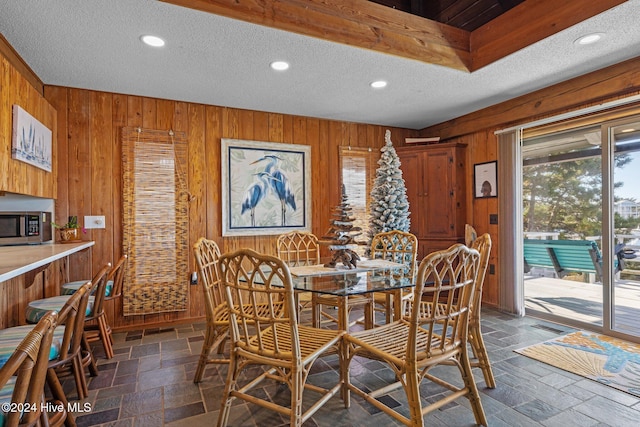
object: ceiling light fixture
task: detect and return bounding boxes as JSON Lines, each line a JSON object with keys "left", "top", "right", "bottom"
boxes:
{"left": 575, "top": 33, "right": 604, "bottom": 46}
{"left": 141, "top": 35, "right": 165, "bottom": 47}
{"left": 270, "top": 61, "right": 289, "bottom": 71}
{"left": 370, "top": 80, "right": 387, "bottom": 89}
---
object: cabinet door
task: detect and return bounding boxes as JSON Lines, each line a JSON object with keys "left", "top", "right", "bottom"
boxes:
{"left": 398, "top": 151, "right": 425, "bottom": 237}
{"left": 424, "top": 149, "right": 454, "bottom": 237}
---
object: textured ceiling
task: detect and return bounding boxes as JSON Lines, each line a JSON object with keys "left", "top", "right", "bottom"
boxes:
{"left": 1, "top": 0, "right": 640, "bottom": 130}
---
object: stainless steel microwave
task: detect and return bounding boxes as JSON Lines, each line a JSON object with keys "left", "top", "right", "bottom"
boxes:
{"left": 0, "top": 211, "right": 52, "bottom": 245}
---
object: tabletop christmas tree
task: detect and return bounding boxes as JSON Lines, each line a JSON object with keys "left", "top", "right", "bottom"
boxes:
{"left": 320, "top": 185, "right": 363, "bottom": 268}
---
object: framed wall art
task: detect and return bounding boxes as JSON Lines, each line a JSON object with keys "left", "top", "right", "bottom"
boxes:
{"left": 221, "top": 138, "right": 311, "bottom": 236}
{"left": 12, "top": 105, "right": 53, "bottom": 172}
{"left": 474, "top": 161, "right": 497, "bottom": 198}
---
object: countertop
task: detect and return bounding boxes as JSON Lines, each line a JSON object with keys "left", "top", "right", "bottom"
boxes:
{"left": 0, "top": 241, "right": 95, "bottom": 282}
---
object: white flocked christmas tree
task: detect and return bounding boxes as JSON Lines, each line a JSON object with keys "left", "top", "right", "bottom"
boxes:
{"left": 368, "top": 130, "right": 411, "bottom": 248}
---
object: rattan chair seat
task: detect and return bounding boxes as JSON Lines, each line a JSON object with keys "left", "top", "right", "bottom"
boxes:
{"left": 243, "top": 323, "right": 342, "bottom": 360}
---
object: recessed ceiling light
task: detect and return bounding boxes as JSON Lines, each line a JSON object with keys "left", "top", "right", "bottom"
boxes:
{"left": 370, "top": 80, "right": 387, "bottom": 89}
{"left": 621, "top": 128, "right": 636, "bottom": 133}
{"left": 270, "top": 61, "right": 289, "bottom": 71}
{"left": 575, "top": 33, "right": 604, "bottom": 46}
{"left": 141, "top": 35, "right": 165, "bottom": 47}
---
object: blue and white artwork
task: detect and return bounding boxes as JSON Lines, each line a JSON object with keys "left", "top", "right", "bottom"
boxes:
{"left": 12, "top": 105, "right": 52, "bottom": 172}
{"left": 221, "top": 139, "right": 311, "bottom": 236}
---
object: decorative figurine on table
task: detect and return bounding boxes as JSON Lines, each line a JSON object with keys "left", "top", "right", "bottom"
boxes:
{"left": 320, "top": 185, "right": 363, "bottom": 268}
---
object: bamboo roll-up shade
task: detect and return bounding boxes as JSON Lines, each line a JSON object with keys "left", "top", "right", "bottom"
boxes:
{"left": 121, "top": 127, "right": 189, "bottom": 316}
{"left": 339, "top": 147, "right": 378, "bottom": 246}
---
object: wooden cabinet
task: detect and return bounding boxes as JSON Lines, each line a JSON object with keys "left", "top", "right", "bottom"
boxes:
{"left": 397, "top": 142, "right": 467, "bottom": 259}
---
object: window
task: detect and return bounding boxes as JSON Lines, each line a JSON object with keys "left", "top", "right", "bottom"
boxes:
{"left": 339, "top": 147, "right": 377, "bottom": 249}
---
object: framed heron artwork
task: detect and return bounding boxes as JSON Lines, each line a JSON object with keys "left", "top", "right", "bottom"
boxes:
{"left": 221, "top": 138, "right": 311, "bottom": 236}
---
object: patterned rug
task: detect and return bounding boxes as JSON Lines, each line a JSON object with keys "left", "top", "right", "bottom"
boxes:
{"left": 515, "top": 331, "right": 640, "bottom": 398}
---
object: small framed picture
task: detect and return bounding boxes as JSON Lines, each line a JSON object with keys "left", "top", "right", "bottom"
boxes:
{"left": 474, "top": 161, "right": 497, "bottom": 198}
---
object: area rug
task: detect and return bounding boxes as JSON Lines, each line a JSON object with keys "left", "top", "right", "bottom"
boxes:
{"left": 515, "top": 331, "right": 640, "bottom": 398}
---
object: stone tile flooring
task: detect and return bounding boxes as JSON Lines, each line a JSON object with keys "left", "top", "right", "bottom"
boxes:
{"left": 63, "top": 308, "right": 640, "bottom": 426}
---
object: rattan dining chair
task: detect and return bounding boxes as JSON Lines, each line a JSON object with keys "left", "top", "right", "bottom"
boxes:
{"left": 0, "top": 311, "right": 58, "bottom": 427}
{"left": 192, "top": 237, "right": 227, "bottom": 383}
{"left": 46, "top": 280, "right": 95, "bottom": 402}
{"left": 409, "top": 226, "right": 496, "bottom": 388}
{"left": 276, "top": 230, "right": 320, "bottom": 324}
{"left": 276, "top": 230, "right": 321, "bottom": 266}
{"left": 216, "top": 248, "right": 347, "bottom": 427}
{"left": 462, "top": 226, "right": 496, "bottom": 388}
{"left": 368, "top": 230, "right": 417, "bottom": 325}
{"left": 27, "top": 263, "right": 111, "bottom": 386}
{"left": 344, "top": 244, "right": 487, "bottom": 427}
{"left": 85, "top": 255, "right": 127, "bottom": 359}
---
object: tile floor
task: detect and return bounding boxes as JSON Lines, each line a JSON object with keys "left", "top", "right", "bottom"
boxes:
{"left": 63, "top": 308, "right": 640, "bottom": 426}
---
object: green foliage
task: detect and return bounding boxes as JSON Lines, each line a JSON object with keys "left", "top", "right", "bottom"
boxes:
{"left": 51, "top": 215, "right": 79, "bottom": 229}
{"left": 523, "top": 154, "right": 632, "bottom": 237}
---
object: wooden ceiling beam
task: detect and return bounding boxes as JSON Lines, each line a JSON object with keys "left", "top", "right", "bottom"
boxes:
{"left": 162, "top": 0, "right": 625, "bottom": 73}
{"left": 161, "top": 0, "right": 471, "bottom": 71}
{"left": 471, "top": 0, "right": 627, "bottom": 71}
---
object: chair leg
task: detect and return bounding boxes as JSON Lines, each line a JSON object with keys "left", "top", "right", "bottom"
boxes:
{"left": 194, "top": 326, "right": 227, "bottom": 383}
{"left": 46, "top": 368, "right": 68, "bottom": 407}
{"left": 72, "top": 354, "right": 88, "bottom": 399}
{"left": 290, "top": 368, "right": 303, "bottom": 427}
{"left": 98, "top": 316, "right": 114, "bottom": 359}
{"left": 47, "top": 367, "right": 80, "bottom": 427}
{"left": 459, "top": 350, "right": 488, "bottom": 426}
{"left": 217, "top": 351, "right": 239, "bottom": 427}
{"left": 469, "top": 321, "right": 496, "bottom": 388}
{"left": 341, "top": 340, "right": 350, "bottom": 408}
{"left": 405, "top": 366, "right": 425, "bottom": 427}
{"left": 81, "top": 335, "right": 99, "bottom": 377}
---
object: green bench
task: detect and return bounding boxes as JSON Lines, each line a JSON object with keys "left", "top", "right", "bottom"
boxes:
{"left": 523, "top": 239, "right": 625, "bottom": 282}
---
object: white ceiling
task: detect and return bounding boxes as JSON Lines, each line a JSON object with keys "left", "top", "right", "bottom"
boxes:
{"left": 2, "top": 0, "right": 640, "bottom": 130}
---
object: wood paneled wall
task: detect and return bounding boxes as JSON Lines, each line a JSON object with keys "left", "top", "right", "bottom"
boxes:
{"left": 418, "top": 55, "right": 640, "bottom": 308}
{"left": 43, "top": 86, "right": 417, "bottom": 330}
{"left": 0, "top": 54, "right": 57, "bottom": 198}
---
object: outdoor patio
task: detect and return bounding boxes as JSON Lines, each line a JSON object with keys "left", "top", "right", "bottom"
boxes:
{"left": 524, "top": 273, "right": 640, "bottom": 337}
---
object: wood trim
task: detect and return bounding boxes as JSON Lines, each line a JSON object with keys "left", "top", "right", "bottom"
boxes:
{"left": 162, "top": 0, "right": 618, "bottom": 72}
{"left": 0, "top": 33, "right": 43, "bottom": 95}
{"left": 471, "top": 0, "right": 626, "bottom": 71}
{"left": 524, "top": 102, "right": 640, "bottom": 139}
{"left": 160, "top": 0, "right": 471, "bottom": 71}
{"left": 421, "top": 56, "right": 640, "bottom": 139}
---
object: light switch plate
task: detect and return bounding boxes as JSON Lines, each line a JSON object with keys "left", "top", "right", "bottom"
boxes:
{"left": 84, "top": 215, "right": 106, "bottom": 229}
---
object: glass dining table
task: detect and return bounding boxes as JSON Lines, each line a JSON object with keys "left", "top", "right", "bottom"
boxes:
{"left": 286, "top": 259, "right": 413, "bottom": 329}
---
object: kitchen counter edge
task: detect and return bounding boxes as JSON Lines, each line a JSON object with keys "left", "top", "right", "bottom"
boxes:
{"left": 0, "top": 241, "right": 95, "bottom": 282}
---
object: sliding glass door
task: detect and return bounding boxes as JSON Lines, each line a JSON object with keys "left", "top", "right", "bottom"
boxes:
{"left": 522, "top": 124, "right": 604, "bottom": 328}
{"left": 522, "top": 114, "right": 640, "bottom": 341}
{"left": 610, "top": 118, "right": 640, "bottom": 337}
